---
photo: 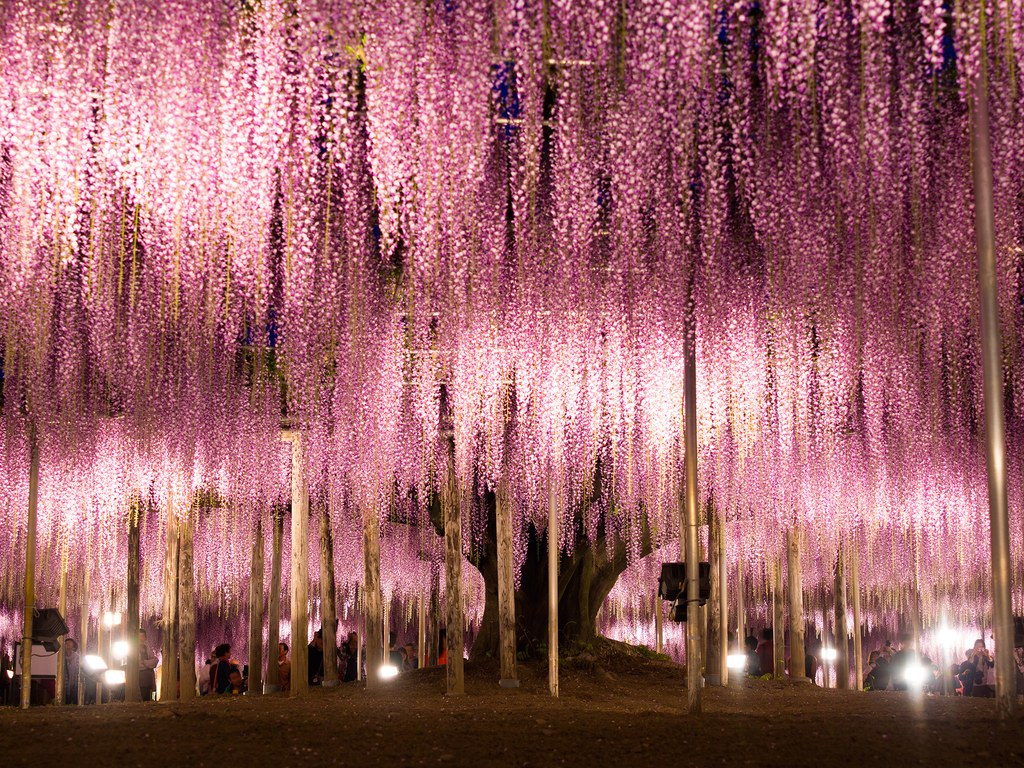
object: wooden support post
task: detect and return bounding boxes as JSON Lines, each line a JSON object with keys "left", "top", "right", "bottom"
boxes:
{"left": 159, "top": 510, "right": 179, "bottom": 701}
{"left": 428, "top": 578, "right": 440, "bottom": 667}
{"left": 718, "top": 515, "right": 729, "bottom": 686}
{"left": 54, "top": 550, "right": 68, "bottom": 706}
{"left": 736, "top": 543, "right": 746, "bottom": 650}
{"left": 20, "top": 423, "right": 40, "bottom": 710}
{"left": 547, "top": 475, "right": 559, "bottom": 698}
{"left": 834, "top": 547, "right": 850, "bottom": 690}
{"left": 265, "top": 511, "right": 284, "bottom": 692}
{"left": 851, "top": 545, "right": 864, "bottom": 691}
{"left": 443, "top": 436, "right": 465, "bottom": 696}
{"left": 705, "top": 510, "right": 723, "bottom": 686}
{"left": 78, "top": 545, "right": 90, "bottom": 706}
{"left": 363, "top": 504, "right": 383, "bottom": 687}
{"left": 655, "top": 595, "right": 663, "bottom": 654}
{"left": 417, "top": 589, "right": 426, "bottom": 670}
{"left": 248, "top": 514, "right": 264, "bottom": 696}
{"left": 496, "top": 479, "right": 518, "bottom": 688}
{"left": 125, "top": 504, "right": 142, "bottom": 702}
{"left": 177, "top": 514, "right": 195, "bottom": 703}
{"left": 772, "top": 559, "right": 785, "bottom": 677}
{"left": 787, "top": 528, "right": 807, "bottom": 682}
{"left": 288, "top": 433, "right": 309, "bottom": 698}
{"left": 319, "top": 507, "right": 338, "bottom": 687}
{"left": 971, "top": 8, "right": 1017, "bottom": 716}
{"left": 682, "top": 315, "right": 702, "bottom": 713}
{"left": 356, "top": 599, "right": 364, "bottom": 681}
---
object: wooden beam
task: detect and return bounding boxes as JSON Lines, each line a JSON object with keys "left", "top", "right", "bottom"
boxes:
{"left": 772, "top": 558, "right": 785, "bottom": 677}
{"left": 787, "top": 528, "right": 807, "bottom": 682}
{"left": 417, "top": 589, "right": 426, "bottom": 670}
{"left": 248, "top": 514, "right": 264, "bottom": 696}
{"left": 54, "top": 549, "right": 68, "bottom": 706}
{"left": 834, "top": 547, "right": 850, "bottom": 689}
{"left": 125, "top": 503, "right": 141, "bottom": 702}
{"left": 288, "top": 433, "right": 309, "bottom": 698}
{"left": 363, "top": 503, "right": 383, "bottom": 687}
{"left": 177, "top": 514, "right": 195, "bottom": 703}
{"left": 443, "top": 440, "right": 465, "bottom": 695}
{"left": 496, "top": 479, "right": 518, "bottom": 688}
{"left": 19, "top": 423, "right": 40, "bottom": 710}
{"left": 682, "top": 323, "right": 701, "bottom": 713}
{"left": 159, "top": 511, "right": 179, "bottom": 701}
{"left": 718, "top": 516, "right": 729, "bottom": 686}
{"left": 547, "top": 475, "right": 558, "bottom": 697}
{"left": 265, "top": 511, "right": 284, "bottom": 692}
{"left": 319, "top": 506, "right": 338, "bottom": 686}
{"left": 78, "top": 543, "right": 90, "bottom": 706}
{"left": 851, "top": 544, "right": 864, "bottom": 691}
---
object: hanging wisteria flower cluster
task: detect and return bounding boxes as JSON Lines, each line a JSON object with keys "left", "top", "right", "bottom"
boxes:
{"left": 1, "top": 0, "right": 1022, "bottom": 656}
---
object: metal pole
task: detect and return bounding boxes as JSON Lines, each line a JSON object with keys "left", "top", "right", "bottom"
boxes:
{"left": 19, "top": 423, "right": 40, "bottom": 710}
{"left": 683, "top": 310, "right": 702, "bottom": 714}
{"left": 548, "top": 473, "right": 559, "bottom": 697}
{"left": 971, "top": 1, "right": 1016, "bottom": 719}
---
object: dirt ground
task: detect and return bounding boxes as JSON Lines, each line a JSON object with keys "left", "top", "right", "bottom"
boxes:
{"left": 2, "top": 650, "right": 1022, "bottom": 767}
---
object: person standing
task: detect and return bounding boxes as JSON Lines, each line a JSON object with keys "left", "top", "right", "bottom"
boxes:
{"left": 277, "top": 642, "right": 291, "bottom": 692}
{"left": 138, "top": 631, "right": 158, "bottom": 701}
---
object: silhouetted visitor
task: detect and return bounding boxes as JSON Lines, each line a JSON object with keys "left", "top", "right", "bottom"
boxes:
{"left": 278, "top": 642, "right": 291, "bottom": 692}
{"left": 341, "top": 632, "right": 358, "bottom": 682}
{"left": 308, "top": 629, "right": 325, "bottom": 685}
{"left": 209, "top": 644, "right": 234, "bottom": 694}
{"left": 756, "top": 628, "right": 774, "bottom": 676}
{"left": 438, "top": 628, "right": 448, "bottom": 666}
{"left": 63, "top": 638, "right": 80, "bottom": 704}
{"left": 744, "top": 635, "right": 761, "bottom": 677}
{"left": 224, "top": 665, "right": 246, "bottom": 696}
{"left": 138, "top": 630, "right": 158, "bottom": 701}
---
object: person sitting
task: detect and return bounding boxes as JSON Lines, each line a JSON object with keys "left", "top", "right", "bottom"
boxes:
{"left": 224, "top": 665, "right": 247, "bottom": 696}
{"left": 744, "top": 635, "right": 761, "bottom": 677}
{"left": 388, "top": 632, "right": 404, "bottom": 668}
{"left": 756, "top": 628, "right": 775, "bottom": 677}
{"left": 403, "top": 644, "right": 417, "bottom": 672}
{"left": 278, "top": 642, "right": 291, "bottom": 692}
{"left": 209, "top": 644, "right": 234, "bottom": 695}
{"left": 960, "top": 639, "right": 994, "bottom": 697}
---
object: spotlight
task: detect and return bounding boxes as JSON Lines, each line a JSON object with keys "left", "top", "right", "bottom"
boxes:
{"left": 902, "top": 662, "right": 929, "bottom": 689}
{"left": 102, "top": 611, "right": 122, "bottom": 627}
{"left": 103, "top": 669, "right": 126, "bottom": 686}
{"left": 937, "top": 627, "right": 959, "bottom": 649}
{"left": 378, "top": 664, "right": 399, "bottom": 680}
{"left": 5, "top": 669, "right": 12, "bottom": 679}
{"left": 112, "top": 640, "right": 130, "bottom": 660}
{"left": 83, "top": 655, "right": 108, "bottom": 673}
{"left": 820, "top": 647, "right": 838, "bottom": 662}
{"left": 726, "top": 653, "right": 746, "bottom": 671}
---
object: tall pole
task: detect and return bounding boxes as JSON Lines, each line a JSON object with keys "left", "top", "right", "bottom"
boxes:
{"left": 772, "top": 559, "right": 785, "bottom": 676}
{"left": 496, "top": 478, "right": 518, "bottom": 688}
{"left": 265, "top": 511, "right": 283, "bottom": 692}
{"left": 363, "top": 503, "right": 383, "bottom": 687}
{"left": 851, "top": 544, "right": 863, "bottom": 690}
{"left": 248, "top": 514, "right": 264, "bottom": 696}
{"left": 177, "top": 513, "right": 195, "bottom": 703}
{"left": 787, "top": 528, "right": 807, "bottom": 681}
{"left": 417, "top": 589, "right": 426, "bottom": 670}
{"left": 125, "top": 503, "right": 141, "bottom": 702}
{"left": 287, "top": 432, "right": 309, "bottom": 698}
{"left": 973, "top": 0, "right": 1016, "bottom": 720}
{"left": 736, "top": 544, "right": 746, "bottom": 652}
{"left": 78, "top": 542, "right": 90, "bottom": 706}
{"left": 548, "top": 473, "right": 559, "bottom": 697}
{"left": 159, "top": 510, "right": 179, "bottom": 701}
{"left": 834, "top": 547, "right": 849, "bottom": 690}
{"left": 683, "top": 307, "right": 702, "bottom": 714}
{"left": 718, "top": 515, "right": 729, "bottom": 686}
{"left": 443, "top": 432, "right": 465, "bottom": 695}
{"left": 319, "top": 506, "right": 338, "bottom": 687}
{"left": 54, "top": 549, "right": 68, "bottom": 706}
{"left": 705, "top": 509, "right": 723, "bottom": 686}
{"left": 20, "top": 423, "right": 40, "bottom": 710}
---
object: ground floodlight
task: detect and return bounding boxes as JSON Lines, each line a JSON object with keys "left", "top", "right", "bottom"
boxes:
{"left": 726, "top": 653, "right": 746, "bottom": 671}
{"left": 103, "top": 669, "right": 126, "bottom": 686}
{"left": 112, "top": 640, "right": 130, "bottom": 660}
{"left": 5, "top": 669, "right": 12, "bottom": 679}
{"left": 902, "top": 662, "right": 929, "bottom": 688}
{"left": 820, "top": 647, "right": 838, "bottom": 662}
{"left": 378, "top": 664, "right": 399, "bottom": 680}
{"left": 83, "top": 655, "right": 108, "bottom": 673}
